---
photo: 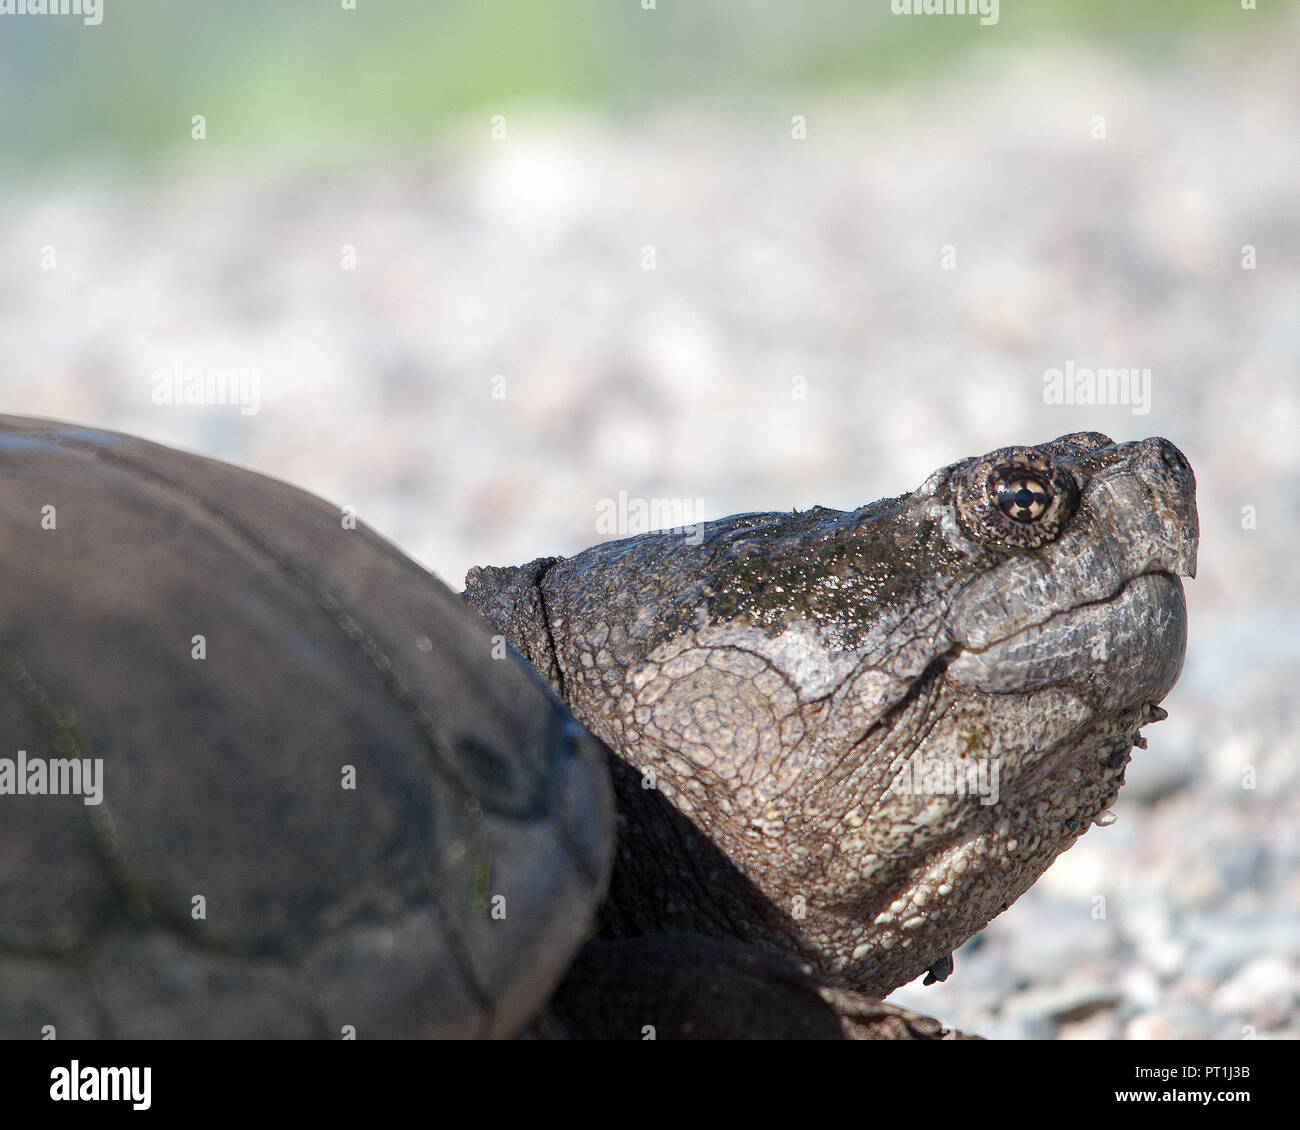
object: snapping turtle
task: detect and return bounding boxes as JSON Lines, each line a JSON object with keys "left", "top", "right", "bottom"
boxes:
{"left": 0, "top": 416, "right": 1197, "bottom": 1039}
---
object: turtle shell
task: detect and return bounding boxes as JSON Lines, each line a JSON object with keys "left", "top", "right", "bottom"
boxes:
{"left": 0, "top": 414, "right": 614, "bottom": 1038}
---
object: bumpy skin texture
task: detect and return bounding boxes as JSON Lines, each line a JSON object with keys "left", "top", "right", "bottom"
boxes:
{"left": 466, "top": 432, "right": 1198, "bottom": 1030}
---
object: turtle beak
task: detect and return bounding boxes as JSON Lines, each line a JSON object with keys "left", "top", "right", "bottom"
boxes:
{"left": 1130, "top": 436, "right": 1198, "bottom": 581}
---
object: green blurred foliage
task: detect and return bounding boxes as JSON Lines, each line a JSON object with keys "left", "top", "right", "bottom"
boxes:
{"left": 0, "top": 0, "right": 1269, "bottom": 169}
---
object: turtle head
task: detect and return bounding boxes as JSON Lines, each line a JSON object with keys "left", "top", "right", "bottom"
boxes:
{"left": 468, "top": 434, "right": 1198, "bottom": 995}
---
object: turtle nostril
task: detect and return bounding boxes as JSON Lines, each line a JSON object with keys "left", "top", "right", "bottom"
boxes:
{"left": 1157, "top": 439, "right": 1192, "bottom": 477}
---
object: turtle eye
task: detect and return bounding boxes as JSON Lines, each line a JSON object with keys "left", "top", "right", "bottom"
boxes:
{"left": 954, "top": 447, "right": 1082, "bottom": 549}
{"left": 994, "top": 471, "right": 1052, "bottom": 523}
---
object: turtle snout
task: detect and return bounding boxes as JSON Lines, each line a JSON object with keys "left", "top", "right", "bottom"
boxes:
{"left": 1132, "top": 436, "right": 1198, "bottom": 580}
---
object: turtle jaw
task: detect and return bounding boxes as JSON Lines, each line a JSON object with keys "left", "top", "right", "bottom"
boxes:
{"left": 808, "top": 567, "right": 1191, "bottom": 997}
{"left": 944, "top": 568, "right": 1189, "bottom": 714}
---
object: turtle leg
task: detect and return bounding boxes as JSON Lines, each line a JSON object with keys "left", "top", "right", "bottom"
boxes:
{"left": 525, "top": 934, "right": 976, "bottom": 1040}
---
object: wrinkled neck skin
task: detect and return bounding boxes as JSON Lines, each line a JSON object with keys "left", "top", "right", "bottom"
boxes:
{"left": 464, "top": 433, "right": 1198, "bottom": 997}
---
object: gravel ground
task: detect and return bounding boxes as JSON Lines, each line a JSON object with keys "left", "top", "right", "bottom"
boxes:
{"left": 2, "top": 16, "right": 1297, "bottom": 1039}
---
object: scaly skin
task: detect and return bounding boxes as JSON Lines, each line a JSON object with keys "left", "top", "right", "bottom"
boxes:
{"left": 465, "top": 433, "right": 1197, "bottom": 1034}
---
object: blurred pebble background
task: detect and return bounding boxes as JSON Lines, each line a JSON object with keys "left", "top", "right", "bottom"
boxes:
{"left": 1, "top": 0, "right": 1296, "bottom": 1039}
